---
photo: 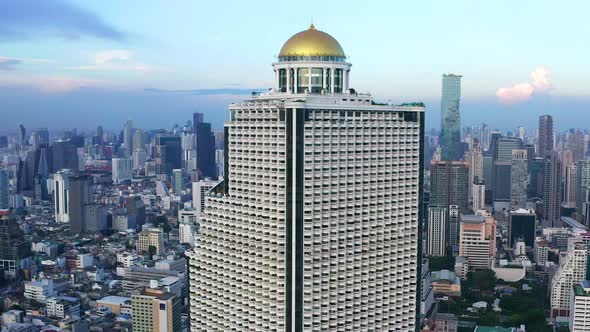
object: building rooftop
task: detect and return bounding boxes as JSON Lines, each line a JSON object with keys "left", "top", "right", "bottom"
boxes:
{"left": 98, "top": 295, "right": 132, "bottom": 305}
{"left": 461, "top": 215, "right": 486, "bottom": 224}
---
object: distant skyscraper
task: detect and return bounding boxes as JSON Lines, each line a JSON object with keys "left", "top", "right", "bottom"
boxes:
{"left": 171, "top": 169, "right": 183, "bottom": 194}
{"left": 466, "top": 143, "right": 483, "bottom": 202}
{"left": 191, "top": 179, "right": 218, "bottom": 216}
{"left": 440, "top": 74, "right": 463, "bottom": 160}
{"left": 193, "top": 112, "right": 216, "bottom": 178}
{"left": 448, "top": 205, "right": 460, "bottom": 255}
{"left": 564, "top": 164, "right": 578, "bottom": 208}
{"left": 112, "top": 158, "right": 133, "bottom": 184}
{"left": 427, "top": 206, "right": 447, "bottom": 256}
{"left": 538, "top": 115, "right": 554, "bottom": 158}
{"left": 69, "top": 176, "right": 91, "bottom": 234}
{"left": 569, "top": 129, "right": 585, "bottom": 163}
{"left": 96, "top": 125, "right": 104, "bottom": 145}
{"left": 53, "top": 139, "right": 79, "bottom": 172}
{"left": 430, "top": 160, "right": 469, "bottom": 213}
{"left": 17, "top": 124, "right": 26, "bottom": 146}
{"left": 543, "top": 151, "right": 562, "bottom": 227}
{"left": 123, "top": 120, "right": 133, "bottom": 156}
{"left": 156, "top": 135, "right": 182, "bottom": 178}
{"left": 0, "top": 210, "right": 32, "bottom": 279}
{"left": 189, "top": 25, "right": 424, "bottom": 331}
{"left": 132, "top": 149, "right": 147, "bottom": 171}
{"left": 54, "top": 170, "right": 72, "bottom": 223}
{"left": 0, "top": 170, "right": 8, "bottom": 209}
{"left": 510, "top": 149, "right": 528, "bottom": 208}
{"left": 133, "top": 128, "right": 144, "bottom": 152}
{"left": 577, "top": 160, "right": 590, "bottom": 218}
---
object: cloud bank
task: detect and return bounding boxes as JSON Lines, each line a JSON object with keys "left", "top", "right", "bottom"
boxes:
{"left": 0, "top": 0, "right": 126, "bottom": 41}
{"left": 496, "top": 66, "right": 553, "bottom": 104}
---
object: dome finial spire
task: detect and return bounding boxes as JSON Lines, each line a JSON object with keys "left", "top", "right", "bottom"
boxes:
{"left": 309, "top": 17, "right": 315, "bottom": 30}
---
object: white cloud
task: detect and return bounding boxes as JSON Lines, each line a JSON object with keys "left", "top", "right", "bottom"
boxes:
{"left": 94, "top": 49, "right": 131, "bottom": 64}
{"left": 66, "top": 49, "right": 156, "bottom": 72}
{"left": 496, "top": 66, "right": 553, "bottom": 104}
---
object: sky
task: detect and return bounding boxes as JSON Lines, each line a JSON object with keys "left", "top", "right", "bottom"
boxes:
{"left": 0, "top": 0, "right": 589, "bottom": 132}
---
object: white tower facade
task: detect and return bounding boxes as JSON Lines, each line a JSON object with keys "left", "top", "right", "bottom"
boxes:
{"left": 188, "top": 25, "right": 425, "bottom": 332}
{"left": 54, "top": 170, "right": 71, "bottom": 223}
{"left": 427, "top": 206, "right": 447, "bottom": 256}
{"left": 112, "top": 158, "right": 133, "bottom": 184}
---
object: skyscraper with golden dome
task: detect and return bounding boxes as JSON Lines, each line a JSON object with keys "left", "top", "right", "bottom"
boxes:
{"left": 188, "top": 24, "right": 425, "bottom": 332}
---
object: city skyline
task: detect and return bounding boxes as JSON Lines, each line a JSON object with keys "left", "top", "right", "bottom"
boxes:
{"left": 1, "top": 1, "right": 590, "bottom": 130}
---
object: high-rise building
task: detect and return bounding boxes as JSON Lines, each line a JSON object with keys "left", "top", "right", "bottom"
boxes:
{"left": 510, "top": 149, "right": 528, "bottom": 208}
{"left": 551, "top": 242, "right": 589, "bottom": 318}
{"left": 156, "top": 135, "right": 182, "bottom": 178}
{"left": 564, "top": 164, "right": 578, "bottom": 208}
{"left": 543, "top": 151, "right": 562, "bottom": 227}
{"left": 171, "top": 169, "right": 183, "bottom": 194}
{"left": 69, "top": 175, "right": 91, "bottom": 234}
{"left": 52, "top": 139, "right": 79, "bottom": 172}
{"left": 440, "top": 74, "right": 462, "bottom": 160}
{"left": 0, "top": 210, "right": 32, "bottom": 279}
{"left": 466, "top": 144, "right": 483, "bottom": 202}
{"left": 430, "top": 160, "right": 469, "bottom": 213}
{"left": 193, "top": 112, "right": 217, "bottom": 178}
{"left": 534, "top": 239, "right": 549, "bottom": 266}
{"left": 472, "top": 179, "right": 486, "bottom": 212}
{"left": 112, "top": 157, "right": 133, "bottom": 184}
{"left": 538, "top": 115, "right": 554, "bottom": 159}
{"left": 133, "top": 128, "right": 144, "bottom": 152}
{"left": 54, "top": 170, "right": 72, "bottom": 223}
{"left": 569, "top": 129, "right": 585, "bottom": 163}
{"left": 508, "top": 208, "right": 536, "bottom": 247}
{"left": 131, "top": 287, "right": 182, "bottom": 332}
{"left": 188, "top": 25, "right": 424, "bottom": 331}
{"left": 133, "top": 149, "right": 147, "bottom": 171}
{"left": 0, "top": 169, "right": 8, "bottom": 209}
{"left": 459, "top": 213, "right": 496, "bottom": 270}
{"left": 427, "top": 206, "right": 447, "bottom": 256}
{"left": 17, "top": 124, "right": 26, "bottom": 146}
{"left": 448, "top": 205, "right": 461, "bottom": 254}
{"left": 96, "top": 125, "right": 104, "bottom": 146}
{"left": 569, "top": 280, "right": 590, "bottom": 331}
{"left": 123, "top": 120, "right": 133, "bottom": 156}
{"left": 191, "top": 179, "right": 218, "bottom": 216}
{"left": 577, "top": 160, "right": 590, "bottom": 216}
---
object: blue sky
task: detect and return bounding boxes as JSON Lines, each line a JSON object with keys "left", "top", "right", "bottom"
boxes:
{"left": 0, "top": 0, "right": 589, "bottom": 131}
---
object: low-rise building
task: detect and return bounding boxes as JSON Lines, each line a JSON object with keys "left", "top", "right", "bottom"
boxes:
{"left": 430, "top": 270, "right": 461, "bottom": 296}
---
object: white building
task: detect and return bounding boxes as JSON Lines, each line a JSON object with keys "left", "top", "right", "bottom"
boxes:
{"left": 534, "top": 239, "right": 549, "bottom": 266}
{"left": 24, "top": 279, "right": 56, "bottom": 303}
{"left": 427, "top": 206, "right": 447, "bottom": 256}
{"left": 53, "top": 170, "right": 71, "bottom": 223}
{"left": 191, "top": 179, "right": 218, "bottom": 216}
{"left": 570, "top": 280, "right": 590, "bottom": 332}
{"left": 189, "top": 24, "right": 424, "bottom": 331}
{"left": 459, "top": 213, "right": 496, "bottom": 270}
{"left": 117, "top": 252, "right": 139, "bottom": 268}
{"left": 132, "top": 149, "right": 147, "bottom": 171}
{"left": 112, "top": 157, "right": 133, "bottom": 184}
{"left": 472, "top": 179, "right": 486, "bottom": 212}
{"left": 551, "top": 242, "right": 589, "bottom": 318}
{"left": 46, "top": 296, "right": 80, "bottom": 319}
{"left": 77, "top": 253, "right": 93, "bottom": 269}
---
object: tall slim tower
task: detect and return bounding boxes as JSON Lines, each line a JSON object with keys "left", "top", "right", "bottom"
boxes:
{"left": 543, "top": 151, "right": 562, "bottom": 227}
{"left": 440, "top": 74, "right": 462, "bottom": 160}
{"left": 538, "top": 115, "right": 554, "bottom": 158}
{"left": 188, "top": 25, "right": 424, "bottom": 331}
{"left": 0, "top": 170, "right": 8, "bottom": 209}
{"left": 123, "top": 120, "right": 133, "bottom": 156}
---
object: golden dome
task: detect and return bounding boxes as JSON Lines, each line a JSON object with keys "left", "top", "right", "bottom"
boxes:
{"left": 279, "top": 24, "right": 345, "bottom": 58}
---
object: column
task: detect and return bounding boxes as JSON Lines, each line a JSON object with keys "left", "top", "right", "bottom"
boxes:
{"left": 343, "top": 69, "right": 348, "bottom": 92}
{"left": 307, "top": 67, "right": 312, "bottom": 93}
{"left": 294, "top": 67, "right": 298, "bottom": 94}
{"left": 330, "top": 66, "right": 335, "bottom": 94}
{"left": 275, "top": 69, "right": 279, "bottom": 92}
{"left": 322, "top": 68, "right": 327, "bottom": 93}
